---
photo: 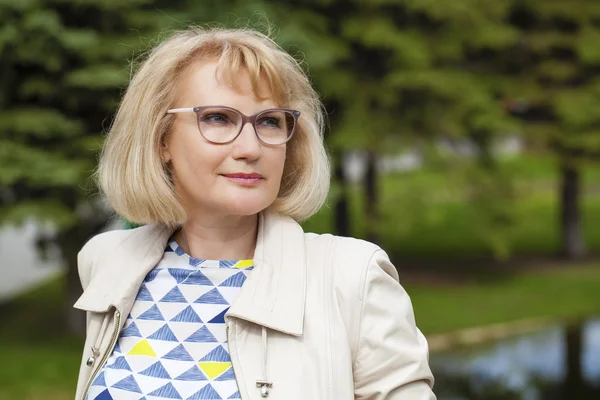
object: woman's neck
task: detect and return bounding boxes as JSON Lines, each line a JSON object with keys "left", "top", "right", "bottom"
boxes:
{"left": 175, "top": 213, "right": 258, "bottom": 260}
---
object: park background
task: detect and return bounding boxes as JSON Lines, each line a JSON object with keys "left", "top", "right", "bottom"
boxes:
{"left": 1, "top": 0, "right": 600, "bottom": 399}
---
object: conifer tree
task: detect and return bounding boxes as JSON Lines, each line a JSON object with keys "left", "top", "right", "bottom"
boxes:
{"left": 504, "top": 0, "right": 600, "bottom": 259}
{"left": 0, "top": 0, "right": 172, "bottom": 332}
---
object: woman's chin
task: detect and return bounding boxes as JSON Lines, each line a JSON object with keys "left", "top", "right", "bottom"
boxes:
{"left": 217, "top": 198, "right": 273, "bottom": 218}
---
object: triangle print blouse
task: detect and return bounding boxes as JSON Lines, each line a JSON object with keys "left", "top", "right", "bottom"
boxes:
{"left": 86, "top": 238, "right": 254, "bottom": 400}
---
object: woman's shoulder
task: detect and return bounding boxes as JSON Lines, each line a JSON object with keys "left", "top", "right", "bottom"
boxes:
{"left": 78, "top": 224, "right": 168, "bottom": 287}
{"left": 305, "top": 232, "right": 382, "bottom": 261}
{"left": 303, "top": 232, "right": 396, "bottom": 285}
{"left": 80, "top": 225, "right": 152, "bottom": 257}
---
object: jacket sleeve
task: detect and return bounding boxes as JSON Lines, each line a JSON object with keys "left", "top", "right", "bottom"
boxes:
{"left": 353, "top": 249, "right": 436, "bottom": 399}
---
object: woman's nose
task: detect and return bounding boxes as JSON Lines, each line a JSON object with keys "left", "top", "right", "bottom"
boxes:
{"left": 232, "top": 122, "right": 262, "bottom": 159}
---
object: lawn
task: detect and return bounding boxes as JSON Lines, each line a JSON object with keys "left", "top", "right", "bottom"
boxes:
{"left": 404, "top": 263, "right": 600, "bottom": 335}
{"left": 0, "top": 279, "right": 82, "bottom": 400}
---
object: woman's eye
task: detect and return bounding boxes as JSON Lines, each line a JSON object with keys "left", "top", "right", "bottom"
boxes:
{"left": 202, "top": 114, "right": 229, "bottom": 123}
{"left": 258, "top": 117, "right": 281, "bottom": 128}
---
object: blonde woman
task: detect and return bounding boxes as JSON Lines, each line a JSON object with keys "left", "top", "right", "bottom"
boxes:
{"left": 74, "top": 27, "right": 435, "bottom": 400}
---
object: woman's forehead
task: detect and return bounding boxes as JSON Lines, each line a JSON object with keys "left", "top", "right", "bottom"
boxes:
{"left": 178, "top": 60, "right": 278, "bottom": 107}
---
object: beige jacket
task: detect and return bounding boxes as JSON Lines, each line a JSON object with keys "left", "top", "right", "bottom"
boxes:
{"left": 73, "top": 211, "right": 435, "bottom": 400}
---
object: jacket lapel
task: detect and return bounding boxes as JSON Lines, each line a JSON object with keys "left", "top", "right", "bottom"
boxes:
{"left": 73, "top": 224, "right": 172, "bottom": 315}
{"left": 226, "top": 211, "right": 307, "bottom": 336}
{"left": 73, "top": 211, "right": 307, "bottom": 336}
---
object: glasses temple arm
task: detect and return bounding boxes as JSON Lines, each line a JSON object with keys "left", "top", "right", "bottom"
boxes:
{"left": 166, "top": 108, "right": 195, "bottom": 114}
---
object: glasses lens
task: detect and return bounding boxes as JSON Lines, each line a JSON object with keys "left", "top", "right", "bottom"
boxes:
{"left": 197, "top": 108, "right": 242, "bottom": 143}
{"left": 255, "top": 110, "right": 295, "bottom": 145}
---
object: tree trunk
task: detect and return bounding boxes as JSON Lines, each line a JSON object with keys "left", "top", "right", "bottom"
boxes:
{"left": 334, "top": 152, "right": 351, "bottom": 237}
{"left": 470, "top": 129, "right": 495, "bottom": 170}
{"left": 564, "top": 321, "right": 585, "bottom": 400}
{"left": 364, "top": 150, "right": 379, "bottom": 244}
{"left": 560, "top": 161, "right": 585, "bottom": 259}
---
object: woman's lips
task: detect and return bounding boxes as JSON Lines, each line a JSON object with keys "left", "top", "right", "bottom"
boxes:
{"left": 220, "top": 173, "right": 264, "bottom": 185}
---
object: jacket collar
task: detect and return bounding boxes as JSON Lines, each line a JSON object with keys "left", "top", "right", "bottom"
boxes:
{"left": 74, "top": 211, "right": 307, "bottom": 336}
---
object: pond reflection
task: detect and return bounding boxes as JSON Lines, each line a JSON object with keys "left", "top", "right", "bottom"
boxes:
{"left": 430, "top": 318, "right": 600, "bottom": 399}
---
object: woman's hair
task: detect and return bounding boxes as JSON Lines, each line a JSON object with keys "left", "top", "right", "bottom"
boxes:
{"left": 97, "top": 27, "right": 330, "bottom": 227}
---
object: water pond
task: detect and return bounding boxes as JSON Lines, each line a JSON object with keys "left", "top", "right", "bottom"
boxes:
{"left": 430, "top": 318, "right": 600, "bottom": 400}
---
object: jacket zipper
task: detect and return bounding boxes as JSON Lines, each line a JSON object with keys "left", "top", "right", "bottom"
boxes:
{"left": 225, "top": 321, "right": 243, "bottom": 399}
{"left": 81, "top": 309, "right": 121, "bottom": 400}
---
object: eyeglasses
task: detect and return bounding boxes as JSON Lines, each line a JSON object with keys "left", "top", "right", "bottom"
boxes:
{"left": 166, "top": 106, "right": 300, "bottom": 145}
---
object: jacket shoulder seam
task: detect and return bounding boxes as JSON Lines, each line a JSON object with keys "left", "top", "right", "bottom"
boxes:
{"left": 352, "top": 248, "right": 382, "bottom": 368}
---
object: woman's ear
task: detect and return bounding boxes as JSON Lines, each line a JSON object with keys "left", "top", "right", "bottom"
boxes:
{"left": 161, "top": 148, "right": 171, "bottom": 164}
{"left": 160, "top": 140, "right": 171, "bottom": 164}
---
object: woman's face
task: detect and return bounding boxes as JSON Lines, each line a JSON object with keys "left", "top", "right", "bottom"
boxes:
{"left": 162, "top": 60, "right": 287, "bottom": 220}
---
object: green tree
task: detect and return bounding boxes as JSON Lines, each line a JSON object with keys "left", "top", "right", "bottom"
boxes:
{"left": 0, "top": 0, "right": 172, "bottom": 333}
{"left": 260, "top": 1, "right": 520, "bottom": 251}
{"left": 503, "top": 0, "right": 600, "bottom": 259}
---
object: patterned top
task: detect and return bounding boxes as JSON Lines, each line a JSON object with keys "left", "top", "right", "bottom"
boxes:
{"left": 87, "top": 238, "right": 254, "bottom": 400}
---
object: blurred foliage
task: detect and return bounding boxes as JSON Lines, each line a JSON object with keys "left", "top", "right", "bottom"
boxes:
{"left": 501, "top": 1, "right": 600, "bottom": 158}
{"left": 0, "top": 0, "right": 166, "bottom": 227}
{"left": 1, "top": 0, "right": 600, "bottom": 263}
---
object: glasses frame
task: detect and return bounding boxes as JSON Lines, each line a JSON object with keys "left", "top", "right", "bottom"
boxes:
{"left": 166, "top": 105, "right": 301, "bottom": 145}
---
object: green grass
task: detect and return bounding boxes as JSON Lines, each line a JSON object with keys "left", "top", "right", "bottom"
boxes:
{"left": 405, "top": 263, "right": 600, "bottom": 335}
{"left": 0, "top": 279, "right": 81, "bottom": 400}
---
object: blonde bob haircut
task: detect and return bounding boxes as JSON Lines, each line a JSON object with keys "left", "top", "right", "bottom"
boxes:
{"left": 98, "top": 27, "right": 330, "bottom": 228}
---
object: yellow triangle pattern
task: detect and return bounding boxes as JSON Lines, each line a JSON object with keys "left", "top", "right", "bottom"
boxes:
{"left": 198, "top": 361, "right": 231, "bottom": 379}
{"left": 234, "top": 259, "right": 253, "bottom": 269}
{"left": 127, "top": 339, "right": 156, "bottom": 357}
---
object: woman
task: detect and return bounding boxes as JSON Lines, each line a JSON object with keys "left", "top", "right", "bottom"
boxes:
{"left": 74, "top": 27, "right": 435, "bottom": 400}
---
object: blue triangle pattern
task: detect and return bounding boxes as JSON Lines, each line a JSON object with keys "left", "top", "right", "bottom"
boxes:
{"left": 185, "top": 325, "right": 217, "bottom": 343}
{"left": 168, "top": 268, "right": 193, "bottom": 283}
{"left": 175, "top": 364, "right": 207, "bottom": 381}
{"left": 144, "top": 269, "right": 160, "bottom": 282}
{"left": 112, "top": 375, "right": 142, "bottom": 393}
{"left": 215, "top": 367, "right": 236, "bottom": 381}
{"left": 163, "top": 344, "right": 194, "bottom": 361}
{"left": 171, "top": 305, "right": 202, "bottom": 323}
{"left": 91, "top": 370, "right": 106, "bottom": 387}
{"left": 138, "top": 304, "right": 164, "bottom": 321}
{"left": 112, "top": 356, "right": 132, "bottom": 371}
{"left": 219, "top": 272, "right": 247, "bottom": 287}
{"left": 189, "top": 257, "right": 206, "bottom": 267}
{"left": 160, "top": 286, "right": 187, "bottom": 303}
{"left": 120, "top": 321, "right": 141, "bottom": 338}
{"left": 135, "top": 284, "right": 153, "bottom": 301}
{"left": 199, "top": 345, "right": 229, "bottom": 362}
{"left": 188, "top": 384, "right": 220, "bottom": 399}
{"left": 194, "top": 288, "right": 228, "bottom": 305}
{"left": 208, "top": 308, "right": 227, "bottom": 324}
{"left": 219, "top": 260, "right": 236, "bottom": 268}
{"left": 182, "top": 270, "right": 213, "bottom": 286}
{"left": 113, "top": 341, "right": 121, "bottom": 354}
{"left": 148, "top": 382, "right": 182, "bottom": 399}
{"left": 148, "top": 324, "right": 179, "bottom": 342}
{"left": 95, "top": 389, "right": 114, "bottom": 400}
{"left": 228, "top": 392, "right": 242, "bottom": 399}
{"left": 139, "top": 361, "right": 171, "bottom": 379}
{"left": 173, "top": 244, "right": 185, "bottom": 256}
